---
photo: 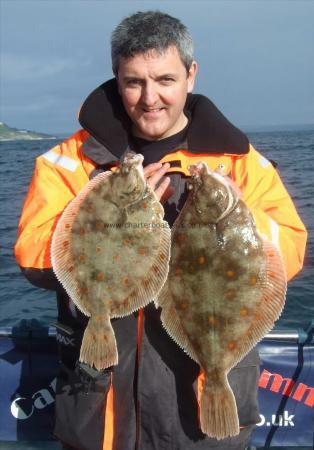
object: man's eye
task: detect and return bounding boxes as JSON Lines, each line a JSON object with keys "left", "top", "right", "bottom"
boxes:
{"left": 160, "top": 78, "right": 175, "bottom": 84}
{"left": 127, "top": 79, "right": 141, "bottom": 86}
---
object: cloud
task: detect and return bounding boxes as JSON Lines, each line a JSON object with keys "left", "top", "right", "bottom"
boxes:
{"left": 2, "top": 97, "right": 59, "bottom": 113}
{"left": 2, "top": 53, "right": 92, "bottom": 82}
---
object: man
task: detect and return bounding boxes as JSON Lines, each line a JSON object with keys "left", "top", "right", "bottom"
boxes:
{"left": 15, "top": 10, "right": 307, "bottom": 450}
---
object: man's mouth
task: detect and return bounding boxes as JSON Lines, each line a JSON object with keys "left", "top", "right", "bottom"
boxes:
{"left": 141, "top": 107, "right": 165, "bottom": 118}
{"left": 142, "top": 107, "right": 165, "bottom": 113}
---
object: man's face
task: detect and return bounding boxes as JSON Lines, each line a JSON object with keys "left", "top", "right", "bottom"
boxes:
{"left": 117, "top": 46, "right": 197, "bottom": 141}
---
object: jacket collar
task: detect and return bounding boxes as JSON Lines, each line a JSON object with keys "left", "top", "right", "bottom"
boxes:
{"left": 79, "top": 78, "right": 249, "bottom": 164}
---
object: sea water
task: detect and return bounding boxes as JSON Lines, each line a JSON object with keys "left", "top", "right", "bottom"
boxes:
{"left": 0, "top": 129, "right": 313, "bottom": 330}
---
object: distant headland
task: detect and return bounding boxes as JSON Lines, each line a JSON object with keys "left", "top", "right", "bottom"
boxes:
{"left": 0, "top": 122, "right": 57, "bottom": 141}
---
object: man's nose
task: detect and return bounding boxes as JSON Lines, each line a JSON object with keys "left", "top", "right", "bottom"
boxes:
{"left": 140, "top": 83, "right": 159, "bottom": 106}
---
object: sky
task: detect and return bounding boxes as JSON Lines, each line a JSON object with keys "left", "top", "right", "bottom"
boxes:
{"left": 1, "top": 0, "right": 314, "bottom": 134}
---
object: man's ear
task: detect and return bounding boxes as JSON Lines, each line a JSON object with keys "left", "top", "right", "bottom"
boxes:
{"left": 187, "top": 61, "right": 198, "bottom": 93}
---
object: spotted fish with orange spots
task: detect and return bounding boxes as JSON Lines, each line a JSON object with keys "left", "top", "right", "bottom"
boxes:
{"left": 155, "top": 162, "right": 286, "bottom": 440}
{"left": 51, "top": 153, "right": 170, "bottom": 370}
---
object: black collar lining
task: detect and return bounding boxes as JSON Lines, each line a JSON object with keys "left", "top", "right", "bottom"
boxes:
{"left": 79, "top": 78, "right": 249, "bottom": 163}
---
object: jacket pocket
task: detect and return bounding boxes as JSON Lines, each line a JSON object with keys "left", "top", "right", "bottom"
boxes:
{"left": 54, "top": 362, "right": 111, "bottom": 450}
{"left": 228, "top": 347, "right": 261, "bottom": 427}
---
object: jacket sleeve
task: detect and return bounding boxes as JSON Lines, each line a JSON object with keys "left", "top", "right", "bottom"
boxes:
{"left": 14, "top": 130, "right": 92, "bottom": 290}
{"left": 232, "top": 144, "right": 307, "bottom": 281}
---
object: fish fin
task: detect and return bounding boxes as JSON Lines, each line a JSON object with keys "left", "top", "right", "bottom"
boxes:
{"left": 80, "top": 314, "right": 118, "bottom": 370}
{"left": 156, "top": 282, "right": 200, "bottom": 363}
{"left": 111, "top": 225, "right": 171, "bottom": 318}
{"left": 51, "top": 171, "right": 112, "bottom": 316}
{"left": 232, "top": 238, "right": 287, "bottom": 367}
{"left": 200, "top": 373, "right": 239, "bottom": 439}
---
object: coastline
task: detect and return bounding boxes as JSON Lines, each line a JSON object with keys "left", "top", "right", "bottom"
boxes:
{"left": 0, "top": 137, "right": 58, "bottom": 142}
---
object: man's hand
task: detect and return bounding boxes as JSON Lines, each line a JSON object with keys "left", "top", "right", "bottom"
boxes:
{"left": 144, "top": 162, "right": 175, "bottom": 203}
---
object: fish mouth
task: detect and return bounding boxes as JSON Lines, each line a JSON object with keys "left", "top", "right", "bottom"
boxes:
{"left": 120, "top": 153, "right": 144, "bottom": 177}
{"left": 123, "top": 152, "right": 144, "bottom": 166}
{"left": 188, "top": 163, "right": 226, "bottom": 187}
{"left": 188, "top": 162, "right": 209, "bottom": 177}
{"left": 188, "top": 163, "right": 208, "bottom": 190}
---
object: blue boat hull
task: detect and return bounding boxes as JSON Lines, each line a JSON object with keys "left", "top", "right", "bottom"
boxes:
{"left": 0, "top": 321, "right": 313, "bottom": 447}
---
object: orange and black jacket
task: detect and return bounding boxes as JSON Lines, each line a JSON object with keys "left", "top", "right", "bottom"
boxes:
{"left": 15, "top": 79, "right": 307, "bottom": 450}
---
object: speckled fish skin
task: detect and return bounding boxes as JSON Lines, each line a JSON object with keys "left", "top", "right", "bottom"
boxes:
{"left": 51, "top": 153, "right": 170, "bottom": 371}
{"left": 156, "top": 162, "right": 286, "bottom": 440}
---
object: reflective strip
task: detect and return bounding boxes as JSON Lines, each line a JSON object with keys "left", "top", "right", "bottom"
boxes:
{"left": 137, "top": 309, "right": 144, "bottom": 365}
{"left": 103, "top": 381, "right": 114, "bottom": 450}
{"left": 197, "top": 371, "right": 205, "bottom": 408}
{"left": 42, "top": 150, "right": 79, "bottom": 172}
{"left": 270, "top": 218, "right": 280, "bottom": 247}
{"left": 259, "top": 155, "right": 271, "bottom": 168}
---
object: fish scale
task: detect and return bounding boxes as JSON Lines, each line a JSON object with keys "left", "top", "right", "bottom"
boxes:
{"left": 156, "top": 161, "right": 286, "bottom": 440}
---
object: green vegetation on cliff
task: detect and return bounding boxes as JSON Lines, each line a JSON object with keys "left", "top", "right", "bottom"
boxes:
{"left": 0, "top": 122, "right": 56, "bottom": 141}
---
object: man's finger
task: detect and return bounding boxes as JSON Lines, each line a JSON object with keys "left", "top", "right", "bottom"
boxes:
{"left": 143, "top": 163, "right": 163, "bottom": 179}
{"left": 160, "top": 184, "right": 175, "bottom": 204}
{"left": 146, "top": 163, "right": 170, "bottom": 190}
{"left": 155, "top": 176, "right": 171, "bottom": 202}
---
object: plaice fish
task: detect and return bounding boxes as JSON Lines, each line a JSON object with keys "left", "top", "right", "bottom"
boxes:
{"left": 51, "top": 153, "right": 170, "bottom": 370}
{"left": 156, "top": 162, "right": 286, "bottom": 440}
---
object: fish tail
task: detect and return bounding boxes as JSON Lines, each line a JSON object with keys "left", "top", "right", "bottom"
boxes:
{"left": 79, "top": 315, "right": 118, "bottom": 371}
{"left": 200, "top": 374, "right": 239, "bottom": 440}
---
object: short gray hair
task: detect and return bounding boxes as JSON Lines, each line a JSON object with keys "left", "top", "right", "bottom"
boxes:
{"left": 111, "top": 11, "right": 194, "bottom": 75}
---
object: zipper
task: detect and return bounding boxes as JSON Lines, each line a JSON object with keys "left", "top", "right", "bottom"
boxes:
{"left": 135, "top": 309, "right": 144, "bottom": 450}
